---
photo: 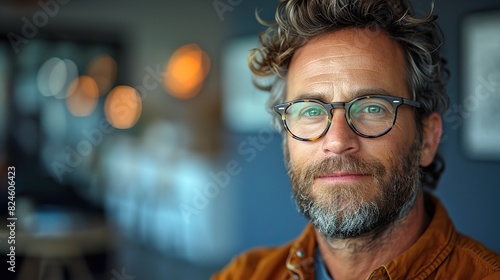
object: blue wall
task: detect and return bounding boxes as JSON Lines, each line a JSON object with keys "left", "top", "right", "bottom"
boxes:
{"left": 431, "top": 0, "right": 500, "bottom": 254}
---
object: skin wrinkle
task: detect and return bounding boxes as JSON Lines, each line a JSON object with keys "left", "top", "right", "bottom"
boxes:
{"left": 297, "top": 58, "right": 386, "bottom": 77}
{"left": 299, "top": 68, "right": 384, "bottom": 80}
{"left": 292, "top": 61, "right": 406, "bottom": 101}
{"left": 296, "top": 53, "right": 367, "bottom": 70}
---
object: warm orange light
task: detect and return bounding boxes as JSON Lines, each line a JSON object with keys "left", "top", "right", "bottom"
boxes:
{"left": 104, "top": 86, "right": 142, "bottom": 129}
{"left": 86, "top": 54, "right": 117, "bottom": 95}
{"left": 66, "top": 76, "right": 99, "bottom": 117}
{"left": 163, "top": 44, "right": 210, "bottom": 99}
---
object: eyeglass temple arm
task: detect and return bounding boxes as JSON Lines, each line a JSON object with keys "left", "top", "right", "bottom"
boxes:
{"left": 401, "top": 98, "right": 420, "bottom": 108}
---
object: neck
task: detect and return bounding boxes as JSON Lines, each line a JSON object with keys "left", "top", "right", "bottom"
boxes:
{"left": 316, "top": 191, "right": 430, "bottom": 280}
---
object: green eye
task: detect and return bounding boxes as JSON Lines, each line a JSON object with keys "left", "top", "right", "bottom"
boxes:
{"left": 351, "top": 101, "right": 388, "bottom": 117}
{"left": 302, "top": 106, "right": 325, "bottom": 117}
{"left": 288, "top": 103, "right": 326, "bottom": 118}
{"left": 363, "top": 105, "right": 382, "bottom": 114}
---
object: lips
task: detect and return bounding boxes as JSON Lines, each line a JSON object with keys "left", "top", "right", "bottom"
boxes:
{"left": 300, "top": 155, "right": 384, "bottom": 185}
{"left": 316, "top": 171, "right": 371, "bottom": 183}
{"left": 319, "top": 171, "right": 366, "bottom": 177}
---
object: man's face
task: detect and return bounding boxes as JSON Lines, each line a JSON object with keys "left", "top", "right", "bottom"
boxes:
{"left": 285, "top": 28, "right": 422, "bottom": 239}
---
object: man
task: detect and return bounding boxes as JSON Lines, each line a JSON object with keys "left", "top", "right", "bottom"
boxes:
{"left": 213, "top": 0, "right": 500, "bottom": 279}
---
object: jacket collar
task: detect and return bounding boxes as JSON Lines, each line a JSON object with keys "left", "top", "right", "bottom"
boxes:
{"left": 382, "top": 194, "right": 456, "bottom": 279}
{"left": 287, "top": 223, "right": 317, "bottom": 279}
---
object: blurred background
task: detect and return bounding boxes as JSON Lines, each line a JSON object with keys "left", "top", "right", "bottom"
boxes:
{"left": 0, "top": 0, "right": 499, "bottom": 279}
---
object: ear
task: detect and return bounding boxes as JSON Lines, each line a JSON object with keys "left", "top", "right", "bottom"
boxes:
{"left": 420, "top": 112, "right": 442, "bottom": 167}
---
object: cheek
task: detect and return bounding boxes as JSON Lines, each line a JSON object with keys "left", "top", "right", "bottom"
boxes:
{"left": 392, "top": 111, "right": 418, "bottom": 146}
{"left": 286, "top": 136, "right": 314, "bottom": 166}
{"left": 286, "top": 136, "right": 300, "bottom": 163}
{"left": 370, "top": 125, "right": 417, "bottom": 168}
{"left": 360, "top": 112, "right": 417, "bottom": 162}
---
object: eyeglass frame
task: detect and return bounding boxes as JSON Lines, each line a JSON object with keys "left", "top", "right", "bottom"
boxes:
{"left": 274, "top": 94, "right": 421, "bottom": 141}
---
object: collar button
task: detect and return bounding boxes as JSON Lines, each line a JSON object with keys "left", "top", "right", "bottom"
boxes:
{"left": 296, "top": 250, "right": 305, "bottom": 258}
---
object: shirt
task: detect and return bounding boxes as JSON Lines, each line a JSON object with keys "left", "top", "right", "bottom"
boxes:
{"left": 315, "top": 247, "right": 332, "bottom": 280}
{"left": 212, "top": 194, "right": 500, "bottom": 279}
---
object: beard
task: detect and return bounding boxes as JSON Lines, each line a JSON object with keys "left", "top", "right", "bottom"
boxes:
{"left": 287, "top": 139, "right": 422, "bottom": 240}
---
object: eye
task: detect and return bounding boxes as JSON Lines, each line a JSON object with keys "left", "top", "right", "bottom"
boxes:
{"left": 362, "top": 105, "right": 383, "bottom": 114}
{"left": 301, "top": 105, "right": 325, "bottom": 117}
{"left": 350, "top": 98, "right": 392, "bottom": 119}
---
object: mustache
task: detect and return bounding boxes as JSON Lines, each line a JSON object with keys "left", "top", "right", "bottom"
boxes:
{"left": 301, "top": 155, "right": 386, "bottom": 180}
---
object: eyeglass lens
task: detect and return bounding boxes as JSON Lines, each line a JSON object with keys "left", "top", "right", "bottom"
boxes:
{"left": 284, "top": 97, "right": 396, "bottom": 139}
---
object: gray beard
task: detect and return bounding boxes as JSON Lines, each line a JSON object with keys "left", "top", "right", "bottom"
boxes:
{"left": 287, "top": 139, "right": 421, "bottom": 240}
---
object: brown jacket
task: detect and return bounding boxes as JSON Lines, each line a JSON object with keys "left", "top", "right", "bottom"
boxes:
{"left": 212, "top": 195, "right": 500, "bottom": 279}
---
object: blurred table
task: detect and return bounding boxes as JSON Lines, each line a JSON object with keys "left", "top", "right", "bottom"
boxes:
{"left": 0, "top": 207, "right": 112, "bottom": 280}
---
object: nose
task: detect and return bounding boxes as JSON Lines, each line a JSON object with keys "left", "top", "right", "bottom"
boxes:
{"left": 321, "top": 109, "right": 360, "bottom": 155}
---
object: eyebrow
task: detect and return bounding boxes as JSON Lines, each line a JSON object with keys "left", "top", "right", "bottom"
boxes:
{"left": 292, "top": 92, "right": 330, "bottom": 101}
{"left": 290, "top": 88, "right": 397, "bottom": 102}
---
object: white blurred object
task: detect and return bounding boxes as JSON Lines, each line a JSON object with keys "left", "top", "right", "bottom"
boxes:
{"left": 222, "top": 36, "right": 273, "bottom": 132}
{"left": 103, "top": 121, "right": 235, "bottom": 265}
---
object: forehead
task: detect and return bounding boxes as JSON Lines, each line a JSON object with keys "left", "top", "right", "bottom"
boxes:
{"left": 287, "top": 28, "right": 409, "bottom": 100}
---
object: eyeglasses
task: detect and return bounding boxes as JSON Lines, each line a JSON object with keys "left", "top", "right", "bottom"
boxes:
{"left": 274, "top": 95, "right": 420, "bottom": 141}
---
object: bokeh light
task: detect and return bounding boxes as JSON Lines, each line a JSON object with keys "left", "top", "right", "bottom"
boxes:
{"left": 66, "top": 76, "right": 99, "bottom": 117}
{"left": 163, "top": 44, "right": 210, "bottom": 99}
{"left": 104, "top": 86, "right": 142, "bottom": 129}
{"left": 86, "top": 54, "right": 117, "bottom": 95}
{"left": 37, "top": 57, "right": 78, "bottom": 99}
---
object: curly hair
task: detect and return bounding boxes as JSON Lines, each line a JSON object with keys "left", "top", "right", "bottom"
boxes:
{"left": 248, "top": 0, "right": 449, "bottom": 189}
